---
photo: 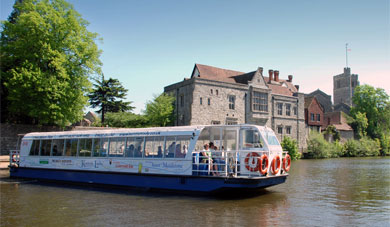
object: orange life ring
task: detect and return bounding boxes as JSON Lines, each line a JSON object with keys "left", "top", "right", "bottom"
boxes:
{"left": 259, "top": 154, "right": 269, "bottom": 175}
{"left": 271, "top": 155, "right": 281, "bottom": 175}
{"left": 245, "top": 152, "right": 260, "bottom": 172}
{"left": 283, "top": 154, "right": 291, "bottom": 172}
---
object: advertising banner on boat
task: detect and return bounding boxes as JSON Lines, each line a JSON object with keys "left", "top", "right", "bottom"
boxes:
{"left": 20, "top": 157, "right": 192, "bottom": 175}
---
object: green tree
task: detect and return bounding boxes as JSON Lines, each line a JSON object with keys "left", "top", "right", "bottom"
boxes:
{"left": 281, "top": 136, "right": 300, "bottom": 160}
{"left": 88, "top": 75, "right": 134, "bottom": 124}
{"left": 144, "top": 93, "right": 175, "bottom": 127}
{"left": 351, "top": 85, "right": 390, "bottom": 139}
{"left": 105, "top": 112, "right": 148, "bottom": 128}
{"left": 1, "top": 0, "right": 102, "bottom": 126}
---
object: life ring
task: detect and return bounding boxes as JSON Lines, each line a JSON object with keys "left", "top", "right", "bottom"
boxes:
{"left": 271, "top": 155, "right": 281, "bottom": 175}
{"left": 245, "top": 152, "right": 260, "bottom": 172}
{"left": 259, "top": 154, "right": 269, "bottom": 175}
{"left": 283, "top": 154, "right": 291, "bottom": 172}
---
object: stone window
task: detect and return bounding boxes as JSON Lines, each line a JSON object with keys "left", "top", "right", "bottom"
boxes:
{"left": 228, "top": 95, "right": 235, "bottom": 110}
{"left": 317, "top": 114, "right": 321, "bottom": 122}
{"left": 211, "top": 89, "right": 213, "bottom": 95}
{"left": 310, "top": 113, "right": 315, "bottom": 121}
{"left": 180, "top": 94, "right": 184, "bottom": 107}
{"left": 252, "top": 92, "right": 268, "bottom": 112}
{"left": 211, "top": 120, "right": 221, "bottom": 125}
{"left": 216, "top": 90, "right": 219, "bottom": 95}
{"left": 200, "top": 97, "right": 202, "bottom": 105}
{"left": 277, "top": 103, "right": 283, "bottom": 115}
{"left": 208, "top": 98, "right": 211, "bottom": 105}
{"left": 277, "top": 126, "right": 283, "bottom": 134}
{"left": 286, "top": 104, "right": 291, "bottom": 116}
{"left": 293, "top": 106, "right": 297, "bottom": 115}
{"left": 226, "top": 118, "right": 238, "bottom": 125}
{"left": 286, "top": 126, "right": 291, "bottom": 134}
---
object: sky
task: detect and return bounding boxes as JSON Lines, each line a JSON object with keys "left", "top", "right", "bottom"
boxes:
{"left": 1, "top": 0, "right": 389, "bottom": 113}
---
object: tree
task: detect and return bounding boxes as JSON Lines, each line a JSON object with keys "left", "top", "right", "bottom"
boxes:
{"left": 351, "top": 85, "right": 390, "bottom": 139}
{"left": 281, "top": 136, "right": 300, "bottom": 160}
{"left": 1, "top": 0, "right": 101, "bottom": 126}
{"left": 144, "top": 93, "right": 175, "bottom": 127}
{"left": 88, "top": 74, "right": 134, "bottom": 124}
{"left": 105, "top": 112, "right": 148, "bottom": 128}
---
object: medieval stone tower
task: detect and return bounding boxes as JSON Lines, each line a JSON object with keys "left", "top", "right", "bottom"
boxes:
{"left": 333, "top": 67, "right": 359, "bottom": 107}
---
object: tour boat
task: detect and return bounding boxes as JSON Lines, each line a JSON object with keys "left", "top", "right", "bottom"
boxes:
{"left": 9, "top": 124, "right": 291, "bottom": 193}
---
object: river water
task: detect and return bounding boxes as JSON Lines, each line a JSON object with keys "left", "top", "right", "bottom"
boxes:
{"left": 1, "top": 157, "right": 389, "bottom": 227}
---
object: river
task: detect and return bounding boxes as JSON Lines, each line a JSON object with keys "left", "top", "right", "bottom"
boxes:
{"left": 1, "top": 157, "right": 389, "bottom": 226}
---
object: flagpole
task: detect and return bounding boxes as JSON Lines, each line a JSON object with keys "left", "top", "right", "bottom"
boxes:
{"left": 345, "top": 43, "right": 348, "bottom": 68}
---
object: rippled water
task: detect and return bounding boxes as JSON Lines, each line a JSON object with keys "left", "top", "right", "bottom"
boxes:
{"left": 1, "top": 157, "right": 389, "bottom": 226}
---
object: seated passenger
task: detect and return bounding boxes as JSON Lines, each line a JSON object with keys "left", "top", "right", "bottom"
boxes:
{"left": 125, "top": 144, "right": 135, "bottom": 157}
{"left": 156, "top": 146, "right": 163, "bottom": 157}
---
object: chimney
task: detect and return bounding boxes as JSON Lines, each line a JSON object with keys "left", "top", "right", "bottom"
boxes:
{"left": 268, "top": 70, "right": 273, "bottom": 83}
{"left": 274, "top": 70, "right": 279, "bottom": 82}
{"left": 288, "top": 75, "right": 293, "bottom": 82}
{"left": 258, "top": 67, "right": 263, "bottom": 74}
{"left": 295, "top": 85, "right": 299, "bottom": 91}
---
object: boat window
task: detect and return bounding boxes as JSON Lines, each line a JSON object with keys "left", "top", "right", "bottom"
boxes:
{"left": 175, "top": 136, "right": 191, "bottom": 158}
{"left": 109, "top": 137, "right": 125, "bottom": 157}
{"left": 29, "top": 140, "right": 40, "bottom": 156}
{"left": 144, "top": 136, "right": 164, "bottom": 158}
{"left": 133, "top": 137, "right": 144, "bottom": 158}
{"left": 196, "top": 127, "right": 222, "bottom": 151}
{"left": 265, "top": 131, "right": 280, "bottom": 146}
{"left": 165, "top": 136, "right": 176, "bottom": 158}
{"left": 124, "top": 137, "right": 135, "bottom": 157}
{"left": 52, "top": 139, "right": 64, "bottom": 156}
{"left": 41, "top": 140, "right": 52, "bottom": 156}
{"left": 65, "top": 139, "right": 78, "bottom": 156}
{"left": 222, "top": 129, "right": 237, "bottom": 151}
{"left": 79, "top": 138, "right": 93, "bottom": 157}
{"left": 93, "top": 138, "right": 108, "bottom": 157}
{"left": 241, "top": 129, "right": 264, "bottom": 149}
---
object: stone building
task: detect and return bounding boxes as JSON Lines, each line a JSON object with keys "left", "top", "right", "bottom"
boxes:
{"left": 333, "top": 67, "right": 359, "bottom": 107}
{"left": 164, "top": 63, "right": 306, "bottom": 149}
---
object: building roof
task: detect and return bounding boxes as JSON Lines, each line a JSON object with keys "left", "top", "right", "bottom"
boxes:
{"left": 304, "top": 97, "right": 315, "bottom": 109}
{"left": 192, "top": 63, "right": 298, "bottom": 96}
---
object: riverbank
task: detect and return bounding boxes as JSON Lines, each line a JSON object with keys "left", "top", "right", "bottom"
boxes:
{"left": 0, "top": 156, "right": 10, "bottom": 179}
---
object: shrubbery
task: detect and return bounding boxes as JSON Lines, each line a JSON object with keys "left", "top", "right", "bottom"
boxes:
{"left": 281, "top": 136, "right": 300, "bottom": 160}
{"left": 305, "top": 131, "right": 382, "bottom": 159}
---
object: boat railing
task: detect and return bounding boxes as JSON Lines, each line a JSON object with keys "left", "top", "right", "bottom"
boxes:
{"left": 9, "top": 150, "right": 20, "bottom": 167}
{"left": 192, "top": 150, "right": 273, "bottom": 178}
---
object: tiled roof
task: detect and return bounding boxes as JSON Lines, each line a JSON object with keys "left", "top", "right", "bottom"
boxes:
{"left": 193, "top": 64, "right": 298, "bottom": 96}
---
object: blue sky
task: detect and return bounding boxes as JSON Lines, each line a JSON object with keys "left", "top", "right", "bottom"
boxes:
{"left": 1, "top": 0, "right": 389, "bottom": 113}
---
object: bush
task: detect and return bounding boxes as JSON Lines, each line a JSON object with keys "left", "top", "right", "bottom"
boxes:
{"left": 306, "top": 131, "right": 332, "bottom": 159}
{"left": 343, "top": 137, "right": 381, "bottom": 157}
{"left": 281, "top": 136, "right": 301, "bottom": 160}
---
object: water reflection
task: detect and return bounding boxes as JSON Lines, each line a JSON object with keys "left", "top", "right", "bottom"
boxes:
{"left": 1, "top": 157, "right": 389, "bottom": 226}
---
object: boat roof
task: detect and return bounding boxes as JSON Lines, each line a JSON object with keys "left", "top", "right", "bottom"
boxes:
{"left": 22, "top": 124, "right": 271, "bottom": 140}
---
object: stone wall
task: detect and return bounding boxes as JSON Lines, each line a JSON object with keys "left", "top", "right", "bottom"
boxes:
{"left": 0, "top": 124, "right": 115, "bottom": 155}
{"left": 0, "top": 123, "right": 64, "bottom": 155}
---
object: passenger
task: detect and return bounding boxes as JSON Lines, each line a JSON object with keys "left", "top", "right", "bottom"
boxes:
{"left": 175, "top": 144, "right": 183, "bottom": 158}
{"left": 200, "top": 143, "right": 218, "bottom": 176}
{"left": 182, "top": 145, "right": 188, "bottom": 155}
{"left": 167, "top": 142, "right": 176, "bottom": 157}
{"left": 125, "top": 144, "right": 135, "bottom": 157}
{"left": 134, "top": 145, "right": 142, "bottom": 157}
{"left": 157, "top": 146, "right": 163, "bottom": 157}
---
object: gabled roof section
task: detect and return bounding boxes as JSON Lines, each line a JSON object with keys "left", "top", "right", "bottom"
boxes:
{"left": 304, "top": 97, "right": 315, "bottom": 109}
{"left": 191, "top": 63, "right": 245, "bottom": 83}
{"left": 190, "top": 63, "right": 299, "bottom": 96}
{"left": 307, "top": 89, "right": 331, "bottom": 99}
